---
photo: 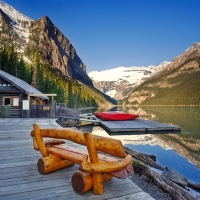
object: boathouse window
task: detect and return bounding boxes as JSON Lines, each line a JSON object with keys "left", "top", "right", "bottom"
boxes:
{"left": 3, "top": 97, "right": 19, "bottom": 107}
{"left": 12, "top": 97, "right": 19, "bottom": 106}
{"left": 3, "top": 97, "right": 11, "bottom": 106}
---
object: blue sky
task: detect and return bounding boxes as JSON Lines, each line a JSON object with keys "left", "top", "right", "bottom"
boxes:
{"left": 3, "top": 0, "right": 200, "bottom": 73}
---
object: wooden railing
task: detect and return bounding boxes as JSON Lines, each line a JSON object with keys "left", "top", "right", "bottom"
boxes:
{"left": 56, "top": 104, "right": 80, "bottom": 121}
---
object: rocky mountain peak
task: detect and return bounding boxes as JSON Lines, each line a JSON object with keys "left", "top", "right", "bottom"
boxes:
{"left": 0, "top": 2, "right": 32, "bottom": 22}
{"left": 156, "top": 42, "right": 200, "bottom": 76}
{"left": 0, "top": 1, "right": 32, "bottom": 43}
{"left": 0, "top": 1, "right": 93, "bottom": 87}
{"left": 29, "top": 15, "right": 92, "bottom": 86}
{"left": 190, "top": 42, "right": 200, "bottom": 48}
{"left": 0, "top": 1, "right": 32, "bottom": 29}
{"left": 38, "top": 15, "right": 53, "bottom": 27}
{"left": 0, "top": 6, "right": 12, "bottom": 24}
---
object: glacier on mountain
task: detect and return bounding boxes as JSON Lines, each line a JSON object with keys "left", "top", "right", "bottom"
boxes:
{"left": 0, "top": 1, "right": 32, "bottom": 42}
{"left": 88, "top": 61, "right": 170, "bottom": 100}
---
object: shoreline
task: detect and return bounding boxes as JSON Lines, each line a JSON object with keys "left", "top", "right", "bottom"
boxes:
{"left": 56, "top": 120, "right": 200, "bottom": 200}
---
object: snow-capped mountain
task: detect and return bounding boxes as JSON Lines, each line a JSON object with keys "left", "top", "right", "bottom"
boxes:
{"left": 0, "top": 1, "right": 32, "bottom": 43}
{"left": 88, "top": 61, "right": 170, "bottom": 100}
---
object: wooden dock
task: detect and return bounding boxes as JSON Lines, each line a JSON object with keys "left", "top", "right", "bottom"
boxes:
{"left": 80, "top": 115, "right": 181, "bottom": 135}
{"left": 0, "top": 118, "right": 155, "bottom": 200}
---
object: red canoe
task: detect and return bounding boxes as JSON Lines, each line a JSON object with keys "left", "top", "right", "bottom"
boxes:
{"left": 94, "top": 112, "right": 139, "bottom": 121}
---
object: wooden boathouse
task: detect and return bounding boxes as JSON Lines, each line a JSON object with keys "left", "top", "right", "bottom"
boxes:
{"left": 0, "top": 70, "right": 49, "bottom": 118}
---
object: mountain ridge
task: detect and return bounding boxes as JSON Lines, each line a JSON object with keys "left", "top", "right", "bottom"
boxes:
{"left": 0, "top": 1, "right": 93, "bottom": 87}
{"left": 122, "top": 42, "right": 200, "bottom": 106}
{"left": 88, "top": 61, "right": 170, "bottom": 100}
{"left": 1, "top": 1, "right": 199, "bottom": 107}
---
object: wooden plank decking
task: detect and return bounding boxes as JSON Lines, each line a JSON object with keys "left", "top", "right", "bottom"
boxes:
{"left": 0, "top": 118, "right": 155, "bottom": 200}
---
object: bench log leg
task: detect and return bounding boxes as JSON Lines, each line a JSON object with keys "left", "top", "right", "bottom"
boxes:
{"left": 84, "top": 132, "right": 103, "bottom": 195}
{"left": 33, "top": 124, "right": 49, "bottom": 157}
{"left": 32, "top": 136, "right": 39, "bottom": 151}
{"left": 37, "top": 155, "right": 74, "bottom": 174}
{"left": 71, "top": 171, "right": 113, "bottom": 194}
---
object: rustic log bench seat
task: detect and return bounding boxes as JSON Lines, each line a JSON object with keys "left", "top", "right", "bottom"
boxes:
{"left": 30, "top": 124, "right": 134, "bottom": 195}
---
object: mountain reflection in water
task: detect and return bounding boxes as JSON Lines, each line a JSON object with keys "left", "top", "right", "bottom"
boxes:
{"left": 121, "top": 106, "right": 200, "bottom": 185}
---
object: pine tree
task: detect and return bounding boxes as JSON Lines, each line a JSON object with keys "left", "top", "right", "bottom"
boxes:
{"left": 31, "top": 52, "right": 40, "bottom": 89}
{"left": 8, "top": 45, "right": 18, "bottom": 76}
{"left": 67, "top": 79, "right": 74, "bottom": 107}
{"left": 0, "top": 47, "right": 9, "bottom": 71}
{"left": 17, "top": 57, "right": 26, "bottom": 80}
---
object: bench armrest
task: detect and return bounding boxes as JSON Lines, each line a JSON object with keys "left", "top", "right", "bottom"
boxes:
{"left": 80, "top": 154, "right": 132, "bottom": 173}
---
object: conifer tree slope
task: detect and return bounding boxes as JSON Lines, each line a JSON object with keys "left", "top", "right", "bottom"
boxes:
{"left": 141, "top": 71, "right": 200, "bottom": 105}
{"left": 0, "top": 45, "right": 116, "bottom": 109}
{"left": 123, "top": 43, "right": 200, "bottom": 106}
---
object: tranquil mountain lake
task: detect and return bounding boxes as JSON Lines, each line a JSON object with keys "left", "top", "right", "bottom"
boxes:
{"left": 121, "top": 106, "right": 200, "bottom": 195}
{"left": 91, "top": 106, "right": 200, "bottom": 196}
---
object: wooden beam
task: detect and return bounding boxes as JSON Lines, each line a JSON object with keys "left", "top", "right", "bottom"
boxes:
{"left": 28, "top": 94, "right": 57, "bottom": 96}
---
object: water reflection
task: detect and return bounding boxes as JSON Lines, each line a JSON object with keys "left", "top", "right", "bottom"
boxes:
{"left": 121, "top": 106, "right": 200, "bottom": 166}
{"left": 89, "top": 106, "right": 200, "bottom": 185}
{"left": 116, "top": 106, "right": 200, "bottom": 187}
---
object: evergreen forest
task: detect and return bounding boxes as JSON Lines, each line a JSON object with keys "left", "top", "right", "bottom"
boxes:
{"left": 0, "top": 44, "right": 99, "bottom": 108}
{"left": 141, "top": 70, "right": 200, "bottom": 105}
{"left": 121, "top": 62, "right": 200, "bottom": 106}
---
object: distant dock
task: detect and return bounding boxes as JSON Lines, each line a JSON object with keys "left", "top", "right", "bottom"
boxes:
{"left": 79, "top": 114, "right": 181, "bottom": 135}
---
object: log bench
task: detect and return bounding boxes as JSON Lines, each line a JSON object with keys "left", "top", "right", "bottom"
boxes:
{"left": 30, "top": 124, "right": 134, "bottom": 195}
